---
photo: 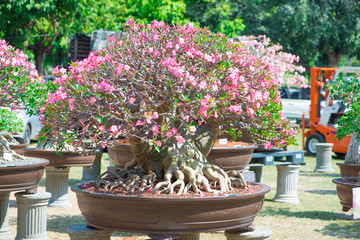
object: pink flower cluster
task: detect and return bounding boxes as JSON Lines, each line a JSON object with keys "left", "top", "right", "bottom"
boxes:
{"left": 0, "top": 39, "right": 43, "bottom": 107}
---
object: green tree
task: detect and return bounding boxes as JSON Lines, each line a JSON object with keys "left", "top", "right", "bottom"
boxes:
{"left": 260, "top": 0, "right": 360, "bottom": 67}
{"left": 186, "top": 0, "right": 360, "bottom": 68}
{"left": 185, "top": 0, "right": 245, "bottom": 37}
{"left": 0, "top": 0, "right": 83, "bottom": 75}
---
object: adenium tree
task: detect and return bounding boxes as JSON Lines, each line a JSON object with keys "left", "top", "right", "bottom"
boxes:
{"left": 0, "top": 39, "right": 43, "bottom": 161}
{"left": 328, "top": 75, "right": 360, "bottom": 164}
{"left": 40, "top": 19, "right": 305, "bottom": 194}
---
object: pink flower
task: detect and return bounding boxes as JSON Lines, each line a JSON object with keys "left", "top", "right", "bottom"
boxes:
{"left": 155, "top": 140, "right": 162, "bottom": 147}
{"left": 175, "top": 135, "right": 185, "bottom": 144}
{"left": 152, "top": 125, "right": 159, "bottom": 136}
{"left": 151, "top": 112, "right": 159, "bottom": 119}
{"left": 110, "top": 125, "right": 118, "bottom": 133}
{"left": 198, "top": 80, "right": 207, "bottom": 90}
{"left": 129, "top": 97, "right": 135, "bottom": 104}
{"left": 135, "top": 120, "right": 143, "bottom": 126}
{"left": 166, "top": 131, "right": 174, "bottom": 138}
{"left": 263, "top": 141, "right": 273, "bottom": 150}
{"left": 98, "top": 125, "right": 105, "bottom": 132}
{"left": 98, "top": 80, "right": 115, "bottom": 92}
{"left": 100, "top": 142, "right": 106, "bottom": 149}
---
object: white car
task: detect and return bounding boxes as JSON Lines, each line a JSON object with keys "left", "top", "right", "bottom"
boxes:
{"left": 11, "top": 107, "right": 41, "bottom": 145}
{"left": 280, "top": 87, "right": 311, "bottom": 125}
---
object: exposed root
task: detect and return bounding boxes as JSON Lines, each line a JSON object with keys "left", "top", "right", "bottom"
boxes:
{"left": 228, "top": 170, "right": 248, "bottom": 188}
{"left": 95, "top": 156, "right": 246, "bottom": 195}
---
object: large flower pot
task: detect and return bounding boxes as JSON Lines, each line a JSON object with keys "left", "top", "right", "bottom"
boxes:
{"left": 336, "top": 163, "right": 360, "bottom": 177}
{"left": 107, "top": 144, "right": 133, "bottom": 169}
{"left": 22, "top": 148, "right": 95, "bottom": 167}
{"left": 207, "top": 143, "right": 257, "bottom": 171}
{"left": 22, "top": 148, "right": 96, "bottom": 207}
{"left": 9, "top": 143, "right": 29, "bottom": 156}
{"left": 0, "top": 158, "right": 48, "bottom": 240}
{"left": 72, "top": 183, "right": 270, "bottom": 234}
{"left": 0, "top": 157, "right": 48, "bottom": 192}
{"left": 332, "top": 177, "right": 360, "bottom": 212}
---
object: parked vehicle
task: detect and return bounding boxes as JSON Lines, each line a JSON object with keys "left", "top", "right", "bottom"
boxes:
{"left": 280, "top": 86, "right": 310, "bottom": 125}
{"left": 11, "top": 107, "right": 41, "bottom": 145}
{"left": 302, "top": 67, "right": 360, "bottom": 156}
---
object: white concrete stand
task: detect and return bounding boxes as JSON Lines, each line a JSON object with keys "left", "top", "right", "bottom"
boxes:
{"left": 273, "top": 165, "right": 301, "bottom": 204}
{"left": 0, "top": 191, "right": 13, "bottom": 240}
{"left": 46, "top": 166, "right": 72, "bottom": 207}
{"left": 15, "top": 191, "right": 51, "bottom": 240}
{"left": 314, "top": 143, "right": 334, "bottom": 173}
{"left": 249, "top": 164, "right": 263, "bottom": 182}
{"left": 225, "top": 227, "right": 272, "bottom": 240}
{"left": 67, "top": 224, "right": 112, "bottom": 240}
{"left": 80, "top": 150, "right": 103, "bottom": 184}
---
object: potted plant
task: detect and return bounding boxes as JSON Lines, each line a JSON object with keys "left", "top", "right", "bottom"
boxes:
{"left": 39, "top": 19, "right": 304, "bottom": 235}
{"left": 328, "top": 74, "right": 360, "bottom": 211}
{"left": 0, "top": 39, "right": 49, "bottom": 192}
{"left": 19, "top": 78, "right": 97, "bottom": 208}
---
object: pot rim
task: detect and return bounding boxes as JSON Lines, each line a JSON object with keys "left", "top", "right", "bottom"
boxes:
{"left": 72, "top": 182, "right": 271, "bottom": 201}
{"left": 332, "top": 177, "right": 360, "bottom": 187}
{"left": 23, "top": 148, "right": 95, "bottom": 156}
{"left": 212, "top": 144, "right": 258, "bottom": 151}
{"left": 0, "top": 157, "right": 49, "bottom": 170}
{"left": 336, "top": 163, "right": 360, "bottom": 166}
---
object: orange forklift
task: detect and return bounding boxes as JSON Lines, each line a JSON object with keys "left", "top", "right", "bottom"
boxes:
{"left": 302, "top": 67, "right": 360, "bottom": 156}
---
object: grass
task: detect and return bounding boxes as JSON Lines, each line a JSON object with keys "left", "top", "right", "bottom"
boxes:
{"left": 8, "top": 133, "right": 360, "bottom": 240}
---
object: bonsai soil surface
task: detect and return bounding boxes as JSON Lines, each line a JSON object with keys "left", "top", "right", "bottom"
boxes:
{"left": 79, "top": 181, "right": 263, "bottom": 198}
{"left": 213, "top": 139, "right": 253, "bottom": 148}
{"left": 338, "top": 178, "right": 360, "bottom": 185}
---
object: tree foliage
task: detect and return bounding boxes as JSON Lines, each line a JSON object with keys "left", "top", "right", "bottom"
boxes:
{"left": 185, "top": 0, "right": 360, "bottom": 68}
{"left": 0, "top": 0, "right": 82, "bottom": 75}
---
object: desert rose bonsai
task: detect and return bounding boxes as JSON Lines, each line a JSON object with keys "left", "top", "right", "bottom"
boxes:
{"left": 328, "top": 74, "right": 360, "bottom": 164}
{"left": 40, "top": 19, "right": 305, "bottom": 194}
{"left": 0, "top": 39, "right": 43, "bottom": 161}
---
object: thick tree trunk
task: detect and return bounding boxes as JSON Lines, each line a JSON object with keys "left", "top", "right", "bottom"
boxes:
{"left": 100, "top": 120, "right": 234, "bottom": 194}
{"left": 325, "top": 50, "right": 344, "bottom": 67}
{"left": 33, "top": 45, "right": 47, "bottom": 76}
{"left": 344, "top": 135, "right": 360, "bottom": 164}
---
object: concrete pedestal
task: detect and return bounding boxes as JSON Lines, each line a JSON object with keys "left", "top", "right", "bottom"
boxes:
{"left": 0, "top": 192, "right": 13, "bottom": 240}
{"left": 46, "top": 166, "right": 72, "bottom": 207}
{"left": 249, "top": 165, "right": 263, "bottom": 183}
{"left": 67, "top": 225, "right": 112, "bottom": 240}
{"left": 225, "top": 227, "right": 272, "bottom": 240}
{"left": 314, "top": 143, "right": 334, "bottom": 173}
{"left": 80, "top": 150, "right": 103, "bottom": 183}
{"left": 273, "top": 165, "right": 301, "bottom": 204}
{"left": 15, "top": 191, "right": 51, "bottom": 240}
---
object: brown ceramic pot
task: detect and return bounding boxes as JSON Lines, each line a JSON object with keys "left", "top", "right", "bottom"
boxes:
{"left": 72, "top": 182, "right": 270, "bottom": 234}
{"left": 336, "top": 163, "right": 360, "bottom": 177}
{"left": 332, "top": 177, "right": 360, "bottom": 212}
{"left": 23, "top": 148, "right": 95, "bottom": 168}
{"left": 207, "top": 143, "right": 257, "bottom": 171}
{"left": 9, "top": 143, "right": 29, "bottom": 156}
{"left": 0, "top": 157, "right": 48, "bottom": 192}
{"left": 107, "top": 144, "right": 133, "bottom": 169}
